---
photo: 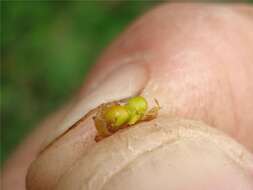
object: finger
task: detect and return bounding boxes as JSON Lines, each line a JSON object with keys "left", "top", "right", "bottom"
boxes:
{"left": 26, "top": 3, "right": 253, "bottom": 190}
{"left": 54, "top": 117, "right": 253, "bottom": 190}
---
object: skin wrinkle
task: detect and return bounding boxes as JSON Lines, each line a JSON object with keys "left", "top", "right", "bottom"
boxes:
{"left": 202, "top": 13, "right": 241, "bottom": 136}
{"left": 39, "top": 107, "right": 97, "bottom": 154}
{"left": 103, "top": 143, "right": 253, "bottom": 190}
{"left": 59, "top": 125, "right": 169, "bottom": 190}
{"left": 51, "top": 140, "right": 91, "bottom": 190}
{"left": 208, "top": 43, "right": 237, "bottom": 137}
{"left": 212, "top": 17, "right": 253, "bottom": 139}
{"left": 221, "top": 21, "right": 253, "bottom": 140}
{"left": 222, "top": 150, "right": 253, "bottom": 182}
{"left": 55, "top": 119, "right": 169, "bottom": 190}
{"left": 203, "top": 11, "right": 243, "bottom": 135}
{"left": 26, "top": 121, "right": 97, "bottom": 190}
{"left": 100, "top": 140, "right": 178, "bottom": 190}
{"left": 89, "top": 141, "right": 177, "bottom": 190}
{"left": 216, "top": 6, "right": 253, "bottom": 139}
{"left": 102, "top": 140, "right": 251, "bottom": 190}
{"left": 225, "top": 65, "right": 240, "bottom": 139}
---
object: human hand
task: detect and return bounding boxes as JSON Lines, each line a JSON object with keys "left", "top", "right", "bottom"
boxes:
{"left": 3, "top": 3, "right": 253, "bottom": 190}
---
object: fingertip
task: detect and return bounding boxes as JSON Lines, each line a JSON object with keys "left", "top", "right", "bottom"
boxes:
{"left": 54, "top": 117, "right": 253, "bottom": 190}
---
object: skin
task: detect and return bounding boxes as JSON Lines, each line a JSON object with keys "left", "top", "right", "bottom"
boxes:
{"left": 2, "top": 3, "right": 253, "bottom": 190}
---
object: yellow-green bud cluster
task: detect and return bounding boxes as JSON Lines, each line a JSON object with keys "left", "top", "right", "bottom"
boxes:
{"left": 103, "top": 96, "right": 148, "bottom": 130}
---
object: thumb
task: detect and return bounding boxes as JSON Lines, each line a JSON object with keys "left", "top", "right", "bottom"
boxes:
{"left": 54, "top": 117, "right": 253, "bottom": 190}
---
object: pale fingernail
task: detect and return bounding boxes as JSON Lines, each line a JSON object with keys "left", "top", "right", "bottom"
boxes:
{"left": 41, "top": 62, "right": 148, "bottom": 150}
{"left": 55, "top": 117, "right": 253, "bottom": 190}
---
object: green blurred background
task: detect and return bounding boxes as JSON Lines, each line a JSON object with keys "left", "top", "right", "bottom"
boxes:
{"left": 1, "top": 1, "right": 252, "bottom": 164}
{"left": 1, "top": 1, "right": 162, "bottom": 164}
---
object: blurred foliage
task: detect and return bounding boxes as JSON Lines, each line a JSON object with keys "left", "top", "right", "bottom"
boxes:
{"left": 1, "top": 1, "right": 160, "bottom": 163}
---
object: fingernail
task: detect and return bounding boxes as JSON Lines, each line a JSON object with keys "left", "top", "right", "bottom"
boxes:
{"left": 54, "top": 117, "right": 253, "bottom": 190}
{"left": 41, "top": 62, "right": 148, "bottom": 151}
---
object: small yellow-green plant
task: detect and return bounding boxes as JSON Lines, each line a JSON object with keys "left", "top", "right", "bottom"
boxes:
{"left": 93, "top": 96, "right": 160, "bottom": 141}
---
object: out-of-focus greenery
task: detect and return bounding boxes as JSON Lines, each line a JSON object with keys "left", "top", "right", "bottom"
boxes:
{"left": 1, "top": 1, "right": 161, "bottom": 163}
